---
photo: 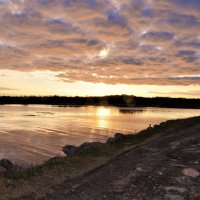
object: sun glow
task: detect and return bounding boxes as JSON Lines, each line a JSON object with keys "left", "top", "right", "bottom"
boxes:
{"left": 99, "top": 48, "right": 110, "bottom": 58}
{"left": 96, "top": 107, "right": 111, "bottom": 117}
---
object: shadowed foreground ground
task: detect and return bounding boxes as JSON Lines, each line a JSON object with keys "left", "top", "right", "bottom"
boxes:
{"left": 2, "top": 117, "right": 200, "bottom": 200}
{"left": 37, "top": 123, "right": 200, "bottom": 200}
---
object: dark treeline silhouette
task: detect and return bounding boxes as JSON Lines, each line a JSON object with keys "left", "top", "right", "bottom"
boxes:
{"left": 0, "top": 95, "right": 200, "bottom": 109}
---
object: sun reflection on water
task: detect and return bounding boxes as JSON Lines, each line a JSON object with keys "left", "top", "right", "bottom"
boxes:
{"left": 97, "top": 119, "right": 109, "bottom": 129}
{"left": 1, "top": 105, "right": 200, "bottom": 165}
{"left": 96, "top": 107, "right": 111, "bottom": 117}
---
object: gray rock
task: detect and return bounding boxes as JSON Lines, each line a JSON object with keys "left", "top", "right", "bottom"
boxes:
{"left": 114, "top": 133, "right": 124, "bottom": 141}
{"left": 63, "top": 145, "right": 78, "bottom": 156}
{"left": 164, "top": 186, "right": 186, "bottom": 193}
{"left": 112, "top": 188, "right": 126, "bottom": 194}
{"left": 182, "top": 168, "right": 199, "bottom": 177}
{"left": 0, "top": 166, "right": 6, "bottom": 173}
{"left": 107, "top": 133, "right": 124, "bottom": 144}
{"left": 164, "top": 194, "right": 184, "bottom": 200}
{"left": 158, "top": 171, "right": 163, "bottom": 176}
{"left": 182, "top": 147, "right": 200, "bottom": 154}
{"left": 0, "top": 159, "right": 14, "bottom": 170}
{"left": 176, "top": 176, "right": 195, "bottom": 186}
{"left": 78, "top": 142, "right": 103, "bottom": 152}
{"left": 106, "top": 138, "right": 115, "bottom": 144}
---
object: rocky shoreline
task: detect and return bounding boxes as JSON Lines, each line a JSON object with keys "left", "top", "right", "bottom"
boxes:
{"left": 63, "top": 133, "right": 129, "bottom": 157}
{"left": 0, "top": 116, "right": 200, "bottom": 200}
{"left": 0, "top": 127, "right": 152, "bottom": 173}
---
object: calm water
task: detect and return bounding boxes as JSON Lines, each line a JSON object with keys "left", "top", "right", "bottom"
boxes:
{"left": 0, "top": 105, "right": 200, "bottom": 165}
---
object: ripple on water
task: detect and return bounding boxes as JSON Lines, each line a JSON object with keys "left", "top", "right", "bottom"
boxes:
{"left": 1, "top": 105, "right": 200, "bottom": 164}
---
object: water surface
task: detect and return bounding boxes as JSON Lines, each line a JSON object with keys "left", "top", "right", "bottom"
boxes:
{"left": 0, "top": 105, "right": 200, "bottom": 165}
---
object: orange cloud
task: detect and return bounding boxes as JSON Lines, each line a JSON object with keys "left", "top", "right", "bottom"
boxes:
{"left": 0, "top": 0, "right": 200, "bottom": 87}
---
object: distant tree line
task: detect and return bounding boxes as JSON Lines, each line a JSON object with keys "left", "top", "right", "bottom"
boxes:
{"left": 0, "top": 95, "right": 200, "bottom": 109}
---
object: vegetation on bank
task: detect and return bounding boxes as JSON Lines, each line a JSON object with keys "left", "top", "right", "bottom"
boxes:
{"left": 2, "top": 116, "right": 200, "bottom": 182}
{"left": 0, "top": 95, "right": 200, "bottom": 108}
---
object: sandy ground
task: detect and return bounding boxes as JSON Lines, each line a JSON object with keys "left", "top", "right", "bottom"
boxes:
{"left": 1, "top": 118, "right": 200, "bottom": 200}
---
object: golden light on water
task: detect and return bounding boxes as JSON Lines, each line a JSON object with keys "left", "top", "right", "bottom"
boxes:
{"left": 97, "top": 119, "right": 109, "bottom": 129}
{"left": 96, "top": 107, "right": 111, "bottom": 117}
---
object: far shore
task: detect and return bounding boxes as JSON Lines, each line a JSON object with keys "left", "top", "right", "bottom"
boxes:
{"left": 0, "top": 116, "right": 200, "bottom": 199}
{"left": 1, "top": 95, "right": 200, "bottom": 109}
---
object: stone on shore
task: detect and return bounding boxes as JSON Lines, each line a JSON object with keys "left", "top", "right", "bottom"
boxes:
{"left": 63, "top": 142, "right": 105, "bottom": 156}
{"left": 106, "top": 138, "right": 115, "bottom": 144}
{"left": 0, "top": 159, "right": 14, "bottom": 170}
{"left": 182, "top": 168, "right": 199, "bottom": 178}
{"left": 114, "top": 133, "right": 124, "bottom": 140}
{"left": 0, "top": 166, "right": 7, "bottom": 173}
{"left": 164, "top": 194, "right": 184, "bottom": 200}
{"left": 107, "top": 133, "right": 124, "bottom": 144}
{"left": 78, "top": 142, "right": 103, "bottom": 153}
{"left": 63, "top": 145, "right": 79, "bottom": 156}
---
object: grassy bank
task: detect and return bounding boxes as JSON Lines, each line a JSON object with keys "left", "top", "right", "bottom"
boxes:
{"left": 1, "top": 116, "right": 200, "bottom": 199}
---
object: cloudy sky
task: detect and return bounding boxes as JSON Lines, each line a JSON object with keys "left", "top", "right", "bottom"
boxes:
{"left": 0, "top": 0, "right": 200, "bottom": 97}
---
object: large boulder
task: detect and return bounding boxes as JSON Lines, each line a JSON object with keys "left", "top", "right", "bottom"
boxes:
{"left": 106, "top": 133, "right": 124, "bottom": 144}
{"left": 78, "top": 142, "right": 103, "bottom": 153}
{"left": 0, "top": 159, "right": 14, "bottom": 170}
{"left": 114, "top": 133, "right": 124, "bottom": 141}
{"left": 0, "top": 166, "right": 6, "bottom": 173}
{"left": 63, "top": 145, "right": 79, "bottom": 156}
{"left": 106, "top": 138, "right": 115, "bottom": 144}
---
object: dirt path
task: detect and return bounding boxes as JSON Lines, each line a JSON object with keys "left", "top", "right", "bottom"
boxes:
{"left": 13, "top": 123, "right": 200, "bottom": 200}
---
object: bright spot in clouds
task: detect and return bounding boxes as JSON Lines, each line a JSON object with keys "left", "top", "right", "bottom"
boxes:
{"left": 99, "top": 48, "right": 110, "bottom": 59}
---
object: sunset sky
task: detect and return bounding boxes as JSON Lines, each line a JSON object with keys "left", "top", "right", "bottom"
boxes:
{"left": 0, "top": 0, "right": 200, "bottom": 97}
